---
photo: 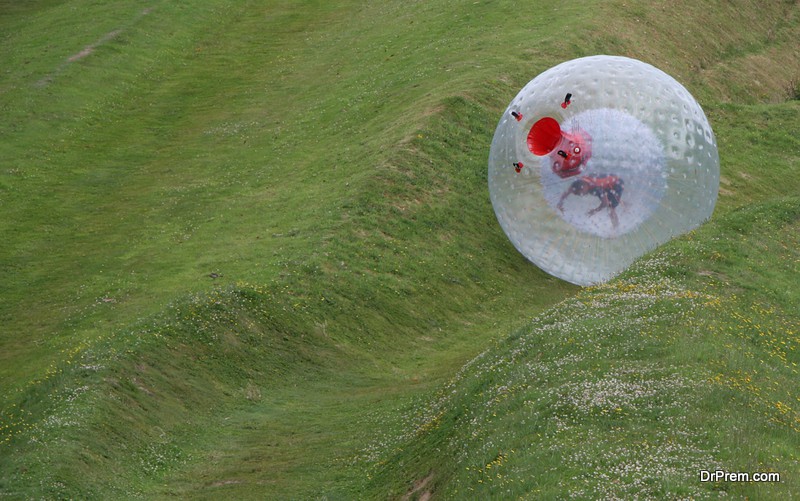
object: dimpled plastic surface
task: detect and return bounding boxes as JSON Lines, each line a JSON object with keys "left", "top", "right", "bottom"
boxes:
{"left": 488, "top": 55, "right": 719, "bottom": 285}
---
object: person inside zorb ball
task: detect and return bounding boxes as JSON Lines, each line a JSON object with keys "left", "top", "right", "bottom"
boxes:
{"left": 488, "top": 55, "right": 719, "bottom": 286}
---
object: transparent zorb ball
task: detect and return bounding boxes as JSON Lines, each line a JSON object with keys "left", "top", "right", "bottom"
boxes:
{"left": 488, "top": 55, "right": 719, "bottom": 285}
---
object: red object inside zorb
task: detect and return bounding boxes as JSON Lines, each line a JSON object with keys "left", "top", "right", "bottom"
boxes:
{"left": 527, "top": 117, "right": 562, "bottom": 155}
{"left": 527, "top": 117, "right": 592, "bottom": 178}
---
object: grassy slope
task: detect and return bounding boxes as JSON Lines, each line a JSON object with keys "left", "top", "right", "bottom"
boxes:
{"left": 1, "top": 0, "right": 580, "bottom": 498}
{"left": 0, "top": 0, "right": 798, "bottom": 499}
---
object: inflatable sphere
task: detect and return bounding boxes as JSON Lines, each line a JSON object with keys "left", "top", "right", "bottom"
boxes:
{"left": 488, "top": 55, "right": 719, "bottom": 285}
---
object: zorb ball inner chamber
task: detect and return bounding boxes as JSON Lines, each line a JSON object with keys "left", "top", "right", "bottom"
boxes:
{"left": 488, "top": 55, "right": 719, "bottom": 285}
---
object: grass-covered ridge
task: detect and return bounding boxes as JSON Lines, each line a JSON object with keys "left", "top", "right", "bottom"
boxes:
{"left": 363, "top": 198, "right": 800, "bottom": 499}
{"left": 1, "top": 0, "right": 799, "bottom": 498}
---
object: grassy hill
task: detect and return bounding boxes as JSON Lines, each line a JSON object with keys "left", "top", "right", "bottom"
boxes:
{"left": 1, "top": 0, "right": 798, "bottom": 499}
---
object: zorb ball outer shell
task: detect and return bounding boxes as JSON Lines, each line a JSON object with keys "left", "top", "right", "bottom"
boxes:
{"left": 488, "top": 55, "right": 719, "bottom": 285}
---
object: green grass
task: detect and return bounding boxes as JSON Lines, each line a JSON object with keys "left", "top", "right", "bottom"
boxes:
{"left": 1, "top": 0, "right": 799, "bottom": 499}
{"left": 362, "top": 199, "right": 800, "bottom": 499}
